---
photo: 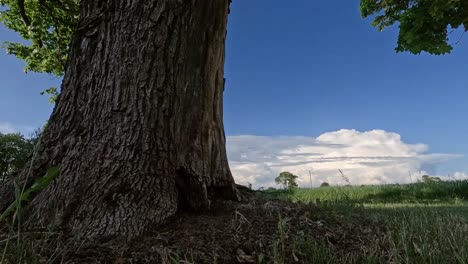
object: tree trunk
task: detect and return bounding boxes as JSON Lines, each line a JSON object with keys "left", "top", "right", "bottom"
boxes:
{"left": 0, "top": 0, "right": 237, "bottom": 239}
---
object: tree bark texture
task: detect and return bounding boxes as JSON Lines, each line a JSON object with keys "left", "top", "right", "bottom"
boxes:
{"left": 0, "top": 0, "right": 236, "bottom": 239}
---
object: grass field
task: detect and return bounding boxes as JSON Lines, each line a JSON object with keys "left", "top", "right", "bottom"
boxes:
{"left": 265, "top": 180, "right": 468, "bottom": 263}
{"left": 1, "top": 180, "right": 467, "bottom": 263}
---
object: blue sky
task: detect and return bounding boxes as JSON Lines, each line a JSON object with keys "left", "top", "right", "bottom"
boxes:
{"left": 1, "top": 0, "right": 467, "bottom": 185}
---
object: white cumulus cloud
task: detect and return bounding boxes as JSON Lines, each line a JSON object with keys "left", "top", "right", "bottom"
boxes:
{"left": 0, "top": 122, "right": 17, "bottom": 134}
{"left": 227, "top": 129, "right": 464, "bottom": 188}
{"left": 449, "top": 172, "right": 468, "bottom": 181}
{"left": 0, "top": 122, "right": 37, "bottom": 136}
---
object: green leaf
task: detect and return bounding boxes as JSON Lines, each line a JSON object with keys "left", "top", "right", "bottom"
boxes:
{"left": 0, "top": 166, "right": 60, "bottom": 221}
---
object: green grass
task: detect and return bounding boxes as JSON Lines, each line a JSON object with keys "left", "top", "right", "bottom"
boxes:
{"left": 267, "top": 180, "right": 468, "bottom": 204}
{"left": 265, "top": 180, "right": 468, "bottom": 263}
{"left": 2, "top": 180, "right": 467, "bottom": 263}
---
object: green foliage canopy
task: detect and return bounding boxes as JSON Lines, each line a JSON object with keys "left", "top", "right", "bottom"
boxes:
{"left": 275, "top": 171, "right": 299, "bottom": 189}
{"left": 0, "top": 0, "right": 79, "bottom": 76}
{"left": 360, "top": 0, "right": 468, "bottom": 54}
{"left": 0, "top": 132, "right": 35, "bottom": 179}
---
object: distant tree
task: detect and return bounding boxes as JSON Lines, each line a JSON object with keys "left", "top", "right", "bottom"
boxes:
{"left": 422, "top": 175, "right": 442, "bottom": 183}
{"left": 0, "top": 133, "right": 34, "bottom": 180}
{"left": 320, "top": 182, "right": 330, "bottom": 187}
{"left": 360, "top": 0, "right": 468, "bottom": 54}
{"left": 275, "top": 171, "right": 299, "bottom": 189}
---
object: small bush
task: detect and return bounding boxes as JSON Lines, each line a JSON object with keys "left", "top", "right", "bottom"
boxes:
{"left": 320, "top": 182, "right": 330, "bottom": 187}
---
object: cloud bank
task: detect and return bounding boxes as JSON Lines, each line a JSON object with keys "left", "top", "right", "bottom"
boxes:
{"left": 0, "top": 122, "right": 17, "bottom": 134}
{"left": 227, "top": 129, "right": 465, "bottom": 188}
{"left": 0, "top": 122, "right": 37, "bottom": 136}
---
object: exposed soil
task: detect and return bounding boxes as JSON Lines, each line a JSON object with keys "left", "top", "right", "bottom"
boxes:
{"left": 1, "top": 187, "right": 390, "bottom": 263}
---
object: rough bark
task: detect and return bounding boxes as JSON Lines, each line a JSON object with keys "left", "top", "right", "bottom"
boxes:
{"left": 0, "top": 0, "right": 237, "bottom": 239}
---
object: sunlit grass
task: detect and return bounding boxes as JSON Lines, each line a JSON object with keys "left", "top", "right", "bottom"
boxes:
{"left": 266, "top": 180, "right": 468, "bottom": 204}
{"left": 265, "top": 180, "right": 468, "bottom": 263}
